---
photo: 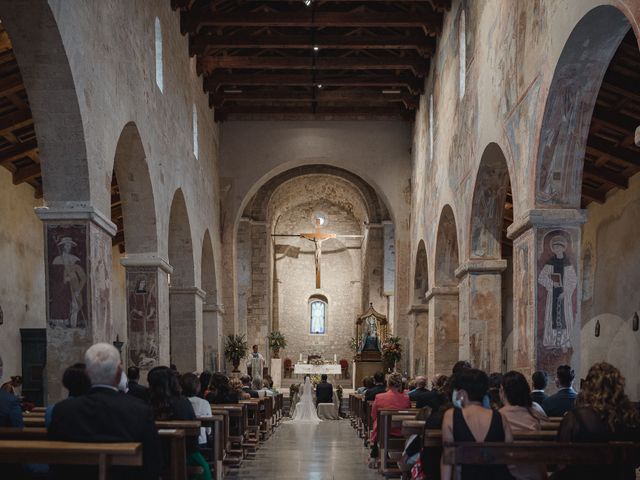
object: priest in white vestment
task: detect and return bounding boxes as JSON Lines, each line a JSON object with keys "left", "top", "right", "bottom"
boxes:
{"left": 247, "top": 344, "right": 265, "bottom": 379}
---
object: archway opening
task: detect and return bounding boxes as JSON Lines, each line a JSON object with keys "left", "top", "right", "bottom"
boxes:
{"left": 201, "top": 230, "right": 219, "bottom": 371}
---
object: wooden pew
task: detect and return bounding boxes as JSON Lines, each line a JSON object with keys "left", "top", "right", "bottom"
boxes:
{"left": 240, "top": 399, "right": 261, "bottom": 448}
{"left": 0, "top": 439, "right": 142, "bottom": 480}
{"left": 442, "top": 441, "right": 640, "bottom": 480}
{"left": 156, "top": 420, "right": 202, "bottom": 480}
{"left": 0, "top": 427, "right": 47, "bottom": 440}
{"left": 198, "top": 416, "right": 225, "bottom": 480}
{"left": 211, "top": 404, "right": 248, "bottom": 465}
{"left": 376, "top": 409, "right": 420, "bottom": 477}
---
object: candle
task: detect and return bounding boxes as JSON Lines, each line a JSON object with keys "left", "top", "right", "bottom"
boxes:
{"left": 299, "top": 353, "right": 302, "bottom": 362}
{"left": 334, "top": 354, "right": 337, "bottom": 363}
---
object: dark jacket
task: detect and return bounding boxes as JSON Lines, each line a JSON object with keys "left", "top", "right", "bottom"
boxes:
{"left": 316, "top": 381, "right": 333, "bottom": 404}
{"left": 541, "top": 387, "right": 577, "bottom": 417}
{"left": 531, "top": 390, "right": 548, "bottom": 406}
{"left": 0, "top": 389, "right": 22, "bottom": 427}
{"left": 242, "top": 386, "right": 259, "bottom": 398}
{"left": 127, "top": 381, "right": 149, "bottom": 403}
{"left": 365, "top": 384, "right": 386, "bottom": 402}
{"left": 409, "top": 387, "right": 441, "bottom": 410}
{"left": 48, "top": 386, "right": 161, "bottom": 480}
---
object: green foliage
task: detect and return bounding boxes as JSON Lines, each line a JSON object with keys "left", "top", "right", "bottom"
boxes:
{"left": 267, "top": 330, "right": 288, "bottom": 350}
{"left": 224, "top": 334, "right": 249, "bottom": 362}
{"left": 381, "top": 336, "right": 402, "bottom": 363}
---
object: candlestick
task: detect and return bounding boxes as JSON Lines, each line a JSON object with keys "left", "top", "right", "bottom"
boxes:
{"left": 333, "top": 353, "right": 337, "bottom": 363}
{"left": 299, "top": 353, "right": 302, "bottom": 362}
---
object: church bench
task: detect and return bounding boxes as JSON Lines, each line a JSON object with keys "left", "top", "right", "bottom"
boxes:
{"left": 376, "top": 410, "right": 420, "bottom": 477}
{"left": 240, "top": 399, "right": 261, "bottom": 448}
{"left": 441, "top": 441, "right": 640, "bottom": 480}
{"left": 211, "top": 404, "right": 248, "bottom": 465}
{"left": 0, "top": 426, "right": 47, "bottom": 440}
{"left": 22, "top": 415, "right": 46, "bottom": 427}
{"left": 0, "top": 439, "right": 142, "bottom": 480}
{"left": 197, "top": 416, "right": 226, "bottom": 480}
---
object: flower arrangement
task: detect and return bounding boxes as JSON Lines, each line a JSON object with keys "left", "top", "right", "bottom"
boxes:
{"left": 381, "top": 336, "right": 402, "bottom": 364}
{"left": 310, "top": 375, "right": 321, "bottom": 386}
{"left": 310, "top": 358, "right": 327, "bottom": 366}
{"left": 224, "top": 334, "right": 249, "bottom": 370}
{"left": 349, "top": 337, "right": 360, "bottom": 352}
{"left": 336, "top": 385, "right": 344, "bottom": 405}
{"left": 289, "top": 383, "right": 299, "bottom": 399}
{"left": 267, "top": 331, "right": 287, "bottom": 358}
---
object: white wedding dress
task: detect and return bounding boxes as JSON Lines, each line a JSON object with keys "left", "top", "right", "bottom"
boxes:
{"left": 291, "top": 377, "right": 321, "bottom": 423}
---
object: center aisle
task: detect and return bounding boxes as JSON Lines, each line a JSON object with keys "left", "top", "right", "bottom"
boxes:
{"left": 226, "top": 419, "right": 382, "bottom": 480}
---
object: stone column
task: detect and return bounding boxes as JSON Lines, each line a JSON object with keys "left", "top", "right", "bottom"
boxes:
{"left": 169, "top": 286, "right": 205, "bottom": 372}
{"left": 425, "top": 287, "right": 459, "bottom": 379}
{"left": 408, "top": 304, "right": 429, "bottom": 376}
{"left": 36, "top": 205, "right": 116, "bottom": 402}
{"left": 203, "top": 302, "right": 225, "bottom": 372}
{"left": 248, "top": 221, "right": 270, "bottom": 352}
{"left": 507, "top": 209, "right": 586, "bottom": 378}
{"left": 120, "top": 254, "right": 172, "bottom": 371}
{"left": 456, "top": 259, "right": 507, "bottom": 373}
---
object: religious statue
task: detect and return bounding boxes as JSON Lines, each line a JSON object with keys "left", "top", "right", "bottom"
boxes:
{"left": 358, "top": 317, "right": 381, "bottom": 353}
{"left": 247, "top": 344, "right": 265, "bottom": 379}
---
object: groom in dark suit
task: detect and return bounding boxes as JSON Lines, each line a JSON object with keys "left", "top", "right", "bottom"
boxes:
{"left": 315, "top": 374, "right": 333, "bottom": 405}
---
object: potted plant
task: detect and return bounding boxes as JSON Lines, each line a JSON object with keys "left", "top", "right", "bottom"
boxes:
{"left": 267, "top": 330, "right": 287, "bottom": 359}
{"left": 381, "top": 336, "right": 402, "bottom": 371}
{"left": 224, "top": 334, "right": 249, "bottom": 372}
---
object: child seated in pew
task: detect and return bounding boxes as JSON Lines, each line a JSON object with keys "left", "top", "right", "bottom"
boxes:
{"left": 552, "top": 362, "right": 640, "bottom": 480}
{"left": 180, "top": 373, "right": 212, "bottom": 446}
{"left": 45, "top": 363, "right": 91, "bottom": 427}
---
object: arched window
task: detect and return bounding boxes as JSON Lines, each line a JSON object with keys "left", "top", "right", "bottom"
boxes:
{"left": 458, "top": 10, "right": 466, "bottom": 100}
{"left": 192, "top": 103, "right": 199, "bottom": 159}
{"left": 155, "top": 17, "right": 163, "bottom": 92}
{"left": 309, "top": 296, "right": 327, "bottom": 334}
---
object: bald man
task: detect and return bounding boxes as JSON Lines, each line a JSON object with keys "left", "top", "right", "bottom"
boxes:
{"left": 408, "top": 376, "right": 441, "bottom": 410}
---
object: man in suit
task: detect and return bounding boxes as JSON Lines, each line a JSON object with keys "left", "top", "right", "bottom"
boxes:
{"left": 531, "top": 370, "right": 548, "bottom": 405}
{"left": 542, "top": 365, "right": 577, "bottom": 417}
{"left": 48, "top": 343, "right": 161, "bottom": 480}
{"left": 240, "top": 374, "right": 259, "bottom": 398}
{"left": 315, "top": 374, "right": 333, "bottom": 405}
{"left": 408, "top": 376, "right": 440, "bottom": 410}
{"left": 127, "top": 366, "right": 149, "bottom": 402}
{"left": 0, "top": 385, "right": 22, "bottom": 427}
{"left": 365, "top": 371, "right": 386, "bottom": 402}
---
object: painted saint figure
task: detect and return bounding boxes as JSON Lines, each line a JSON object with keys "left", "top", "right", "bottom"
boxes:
{"left": 358, "top": 317, "right": 381, "bottom": 352}
{"left": 538, "top": 235, "right": 577, "bottom": 348}
{"left": 52, "top": 236, "right": 87, "bottom": 328}
{"left": 128, "top": 275, "right": 158, "bottom": 368}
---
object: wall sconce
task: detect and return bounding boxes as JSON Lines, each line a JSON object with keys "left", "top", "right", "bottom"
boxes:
{"left": 594, "top": 319, "right": 600, "bottom": 338}
{"left": 113, "top": 335, "right": 124, "bottom": 354}
{"left": 633, "top": 312, "right": 639, "bottom": 332}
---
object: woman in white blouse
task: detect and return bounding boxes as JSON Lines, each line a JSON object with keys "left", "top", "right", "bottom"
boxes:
{"left": 181, "top": 373, "right": 212, "bottom": 445}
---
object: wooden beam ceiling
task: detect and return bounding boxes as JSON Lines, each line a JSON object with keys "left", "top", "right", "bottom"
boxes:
{"left": 173, "top": 0, "right": 449, "bottom": 120}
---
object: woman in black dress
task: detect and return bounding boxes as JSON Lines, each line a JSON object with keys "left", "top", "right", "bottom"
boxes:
{"left": 440, "top": 368, "right": 514, "bottom": 480}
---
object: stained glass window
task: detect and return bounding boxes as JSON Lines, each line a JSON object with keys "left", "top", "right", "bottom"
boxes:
{"left": 310, "top": 300, "right": 326, "bottom": 334}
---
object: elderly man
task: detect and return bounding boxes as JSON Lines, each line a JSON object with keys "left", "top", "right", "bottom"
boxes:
{"left": 409, "top": 376, "right": 441, "bottom": 411}
{"left": 48, "top": 343, "right": 161, "bottom": 479}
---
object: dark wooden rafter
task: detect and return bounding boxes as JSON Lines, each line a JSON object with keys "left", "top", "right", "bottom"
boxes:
{"left": 173, "top": 0, "right": 450, "bottom": 120}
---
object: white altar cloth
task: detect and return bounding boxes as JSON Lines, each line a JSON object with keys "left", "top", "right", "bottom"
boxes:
{"left": 293, "top": 363, "right": 342, "bottom": 375}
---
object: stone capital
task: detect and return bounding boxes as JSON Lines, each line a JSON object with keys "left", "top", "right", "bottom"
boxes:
{"left": 203, "top": 303, "right": 226, "bottom": 314}
{"left": 424, "top": 286, "right": 458, "bottom": 302}
{"left": 35, "top": 204, "right": 117, "bottom": 237}
{"left": 507, "top": 208, "right": 587, "bottom": 241}
{"left": 169, "top": 286, "right": 207, "bottom": 299}
{"left": 407, "top": 303, "right": 429, "bottom": 314}
{"left": 455, "top": 259, "right": 508, "bottom": 279}
{"left": 120, "top": 254, "right": 173, "bottom": 274}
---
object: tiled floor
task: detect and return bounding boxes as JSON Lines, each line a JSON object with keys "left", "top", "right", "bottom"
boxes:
{"left": 226, "top": 419, "right": 381, "bottom": 480}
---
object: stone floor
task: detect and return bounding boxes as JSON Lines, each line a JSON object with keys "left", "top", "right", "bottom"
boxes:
{"left": 226, "top": 419, "right": 381, "bottom": 480}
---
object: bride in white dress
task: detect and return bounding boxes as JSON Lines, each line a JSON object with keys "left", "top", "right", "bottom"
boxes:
{"left": 291, "top": 376, "right": 321, "bottom": 423}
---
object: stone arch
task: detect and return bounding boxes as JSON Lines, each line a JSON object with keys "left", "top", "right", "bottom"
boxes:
{"left": 434, "top": 205, "right": 460, "bottom": 287}
{"left": 469, "top": 143, "right": 513, "bottom": 259}
{"left": 168, "top": 188, "right": 200, "bottom": 371}
{"left": 113, "top": 122, "right": 158, "bottom": 254}
{"left": 413, "top": 240, "right": 429, "bottom": 304}
{"left": 201, "top": 229, "right": 220, "bottom": 371}
{"left": 535, "top": 5, "right": 633, "bottom": 208}
{"left": 0, "top": 1, "right": 91, "bottom": 204}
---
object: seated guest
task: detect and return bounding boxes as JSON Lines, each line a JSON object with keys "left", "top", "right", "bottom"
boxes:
{"left": 451, "top": 360, "right": 472, "bottom": 376}
{"left": 127, "top": 366, "right": 149, "bottom": 402}
{"left": 1, "top": 375, "right": 22, "bottom": 396}
{"left": 207, "top": 373, "right": 239, "bottom": 404}
{"left": 45, "top": 363, "right": 91, "bottom": 427}
{"left": 357, "top": 376, "right": 373, "bottom": 395}
{"left": 487, "top": 372, "right": 504, "bottom": 409}
{"left": 364, "top": 371, "right": 386, "bottom": 401}
{"left": 48, "top": 343, "right": 161, "bottom": 480}
{"left": 263, "top": 375, "right": 278, "bottom": 394}
{"left": 180, "top": 373, "right": 212, "bottom": 446}
{"left": 409, "top": 376, "right": 440, "bottom": 410}
{"left": 530, "top": 371, "right": 548, "bottom": 405}
{"left": 316, "top": 374, "right": 333, "bottom": 405}
{"left": 441, "top": 368, "right": 514, "bottom": 480}
{"left": 252, "top": 376, "right": 273, "bottom": 398}
{"left": 0, "top": 377, "right": 22, "bottom": 427}
{"left": 240, "top": 374, "right": 259, "bottom": 398}
{"left": 369, "top": 372, "right": 410, "bottom": 468}
{"left": 553, "top": 362, "right": 640, "bottom": 480}
{"left": 541, "top": 365, "right": 577, "bottom": 417}
{"left": 229, "top": 377, "right": 247, "bottom": 401}
{"left": 198, "top": 371, "right": 212, "bottom": 399}
{"left": 499, "top": 371, "right": 547, "bottom": 480}
{"left": 431, "top": 373, "right": 448, "bottom": 392}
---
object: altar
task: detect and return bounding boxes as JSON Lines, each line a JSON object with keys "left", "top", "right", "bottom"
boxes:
{"left": 293, "top": 363, "right": 342, "bottom": 375}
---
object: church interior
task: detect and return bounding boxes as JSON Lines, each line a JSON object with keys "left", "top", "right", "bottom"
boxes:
{"left": 0, "top": 0, "right": 639, "bottom": 478}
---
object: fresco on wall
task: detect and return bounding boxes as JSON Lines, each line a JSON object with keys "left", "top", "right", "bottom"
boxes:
{"left": 127, "top": 267, "right": 159, "bottom": 368}
{"left": 536, "top": 229, "right": 578, "bottom": 368}
{"left": 46, "top": 224, "right": 88, "bottom": 329}
{"left": 91, "top": 224, "right": 112, "bottom": 342}
{"left": 514, "top": 241, "right": 531, "bottom": 368}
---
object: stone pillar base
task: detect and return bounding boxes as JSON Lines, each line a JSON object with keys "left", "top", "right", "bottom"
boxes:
{"left": 271, "top": 358, "right": 282, "bottom": 389}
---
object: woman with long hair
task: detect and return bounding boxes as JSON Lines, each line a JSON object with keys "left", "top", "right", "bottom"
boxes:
{"left": 553, "top": 362, "right": 640, "bottom": 480}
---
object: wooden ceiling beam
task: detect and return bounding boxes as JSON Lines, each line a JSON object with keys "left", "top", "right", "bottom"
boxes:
{"left": 0, "top": 109, "right": 33, "bottom": 136}
{"left": 582, "top": 162, "right": 629, "bottom": 189}
{"left": 581, "top": 185, "right": 606, "bottom": 204}
{"left": 198, "top": 55, "right": 428, "bottom": 76}
{"left": 0, "top": 74, "right": 24, "bottom": 98}
{"left": 592, "top": 106, "right": 640, "bottom": 133}
{"left": 586, "top": 136, "right": 640, "bottom": 168}
{"left": 183, "top": 11, "right": 442, "bottom": 34}
{"left": 12, "top": 162, "right": 40, "bottom": 185}
{"left": 205, "top": 72, "right": 423, "bottom": 92}
{"left": 214, "top": 104, "right": 413, "bottom": 121}
{"left": 0, "top": 138, "right": 38, "bottom": 166}
{"left": 190, "top": 33, "right": 436, "bottom": 55}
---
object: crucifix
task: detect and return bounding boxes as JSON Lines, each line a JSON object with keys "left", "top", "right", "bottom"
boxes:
{"left": 273, "top": 215, "right": 362, "bottom": 288}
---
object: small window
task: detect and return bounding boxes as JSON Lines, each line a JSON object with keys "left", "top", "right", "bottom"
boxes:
{"left": 458, "top": 11, "right": 466, "bottom": 100}
{"left": 155, "top": 18, "right": 164, "bottom": 92}
{"left": 192, "top": 104, "right": 199, "bottom": 159}
{"left": 429, "top": 94, "right": 434, "bottom": 162}
{"left": 309, "top": 298, "right": 327, "bottom": 335}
